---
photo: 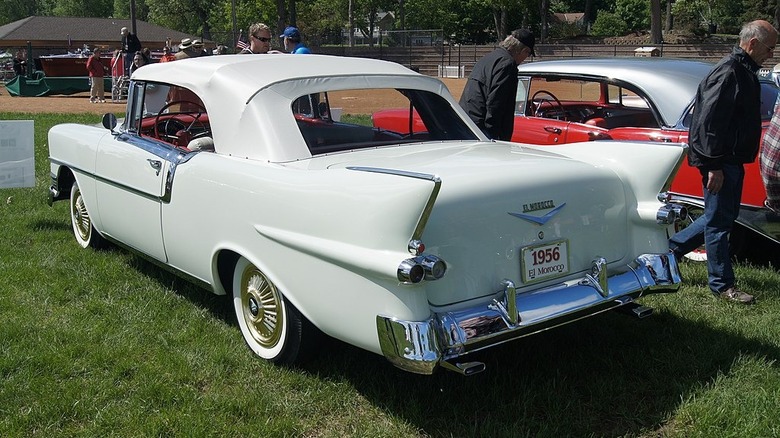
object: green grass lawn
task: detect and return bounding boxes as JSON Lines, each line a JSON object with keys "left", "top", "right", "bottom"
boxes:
{"left": 1, "top": 112, "right": 780, "bottom": 437}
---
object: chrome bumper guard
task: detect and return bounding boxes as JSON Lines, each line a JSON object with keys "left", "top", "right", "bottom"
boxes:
{"left": 377, "top": 252, "right": 680, "bottom": 375}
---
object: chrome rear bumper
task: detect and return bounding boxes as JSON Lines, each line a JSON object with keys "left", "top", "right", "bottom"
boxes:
{"left": 376, "top": 252, "right": 680, "bottom": 375}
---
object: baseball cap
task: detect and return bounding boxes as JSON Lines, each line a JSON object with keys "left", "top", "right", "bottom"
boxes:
{"left": 512, "top": 29, "right": 536, "bottom": 56}
{"left": 281, "top": 26, "right": 301, "bottom": 39}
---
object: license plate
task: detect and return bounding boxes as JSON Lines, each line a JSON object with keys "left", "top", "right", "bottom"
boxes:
{"left": 521, "top": 240, "right": 569, "bottom": 283}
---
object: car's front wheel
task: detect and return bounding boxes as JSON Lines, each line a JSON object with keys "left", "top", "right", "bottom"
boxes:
{"left": 70, "top": 181, "right": 105, "bottom": 249}
{"left": 232, "top": 257, "right": 316, "bottom": 365}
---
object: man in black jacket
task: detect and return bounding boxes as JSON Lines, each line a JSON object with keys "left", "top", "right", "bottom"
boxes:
{"left": 459, "top": 29, "right": 535, "bottom": 141}
{"left": 670, "top": 20, "right": 777, "bottom": 304}
{"left": 120, "top": 27, "right": 142, "bottom": 76}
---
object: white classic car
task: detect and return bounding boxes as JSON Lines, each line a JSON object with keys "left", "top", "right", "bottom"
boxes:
{"left": 48, "top": 55, "right": 685, "bottom": 375}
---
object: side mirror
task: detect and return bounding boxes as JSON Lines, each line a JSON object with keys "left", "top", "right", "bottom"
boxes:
{"left": 102, "top": 113, "right": 118, "bottom": 131}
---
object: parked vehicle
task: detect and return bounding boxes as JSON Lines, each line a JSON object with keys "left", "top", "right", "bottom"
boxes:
{"left": 48, "top": 55, "right": 684, "bottom": 375}
{"left": 374, "top": 58, "right": 780, "bottom": 260}
{"left": 512, "top": 58, "right": 780, "bottom": 259}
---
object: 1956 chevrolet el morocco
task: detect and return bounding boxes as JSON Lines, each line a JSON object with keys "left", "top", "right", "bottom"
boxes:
{"left": 48, "top": 54, "right": 685, "bottom": 375}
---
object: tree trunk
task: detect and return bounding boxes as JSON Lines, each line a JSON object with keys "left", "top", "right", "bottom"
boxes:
{"left": 540, "top": 0, "right": 549, "bottom": 42}
{"left": 650, "top": 0, "right": 662, "bottom": 44}
{"left": 665, "top": 0, "right": 673, "bottom": 33}
{"left": 288, "top": 0, "right": 296, "bottom": 27}
{"left": 492, "top": 7, "right": 507, "bottom": 41}
{"left": 584, "top": 0, "right": 594, "bottom": 26}
{"left": 349, "top": 0, "right": 354, "bottom": 47}
{"left": 276, "top": 0, "right": 287, "bottom": 38}
{"left": 368, "top": 8, "right": 376, "bottom": 48}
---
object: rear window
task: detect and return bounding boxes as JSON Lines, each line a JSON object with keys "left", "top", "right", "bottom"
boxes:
{"left": 292, "top": 88, "right": 478, "bottom": 155}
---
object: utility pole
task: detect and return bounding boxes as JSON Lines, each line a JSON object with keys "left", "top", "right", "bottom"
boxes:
{"left": 130, "top": 0, "right": 137, "bottom": 36}
{"left": 231, "top": 0, "right": 238, "bottom": 49}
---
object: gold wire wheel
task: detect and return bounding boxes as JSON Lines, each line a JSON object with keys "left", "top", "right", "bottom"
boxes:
{"left": 240, "top": 265, "right": 284, "bottom": 349}
{"left": 71, "top": 184, "right": 91, "bottom": 242}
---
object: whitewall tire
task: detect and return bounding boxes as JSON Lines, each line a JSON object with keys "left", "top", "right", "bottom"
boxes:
{"left": 232, "top": 257, "right": 316, "bottom": 365}
{"left": 70, "top": 181, "right": 105, "bottom": 249}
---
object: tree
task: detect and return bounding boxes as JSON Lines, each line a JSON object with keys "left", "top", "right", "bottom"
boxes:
{"left": 591, "top": 10, "right": 628, "bottom": 36}
{"left": 145, "top": 0, "right": 217, "bottom": 39}
{"left": 0, "top": 0, "right": 49, "bottom": 25}
{"left": 615, "top": 0, "right": 649, "bottom": 33}
{"left": 52, "top": 0, "right": 114, "bottom": 17}
{"left": 672, "top": 0, "right": 737, "bottom": 33}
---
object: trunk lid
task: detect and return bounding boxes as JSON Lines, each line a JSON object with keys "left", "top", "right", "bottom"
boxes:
{"left": 316, "top": 142, "right": 632, "bottom": 306}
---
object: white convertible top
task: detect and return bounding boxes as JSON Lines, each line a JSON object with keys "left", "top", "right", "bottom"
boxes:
{"left": 129, "top": 55, "right": 460, "bottom": 161}
{"left": 131, "top": 54, "right": 424, "bottom": 102}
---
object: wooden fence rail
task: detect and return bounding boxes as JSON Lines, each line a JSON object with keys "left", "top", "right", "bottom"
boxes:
{"left": 317, "top": 43, "right": 778, "bottom": 78}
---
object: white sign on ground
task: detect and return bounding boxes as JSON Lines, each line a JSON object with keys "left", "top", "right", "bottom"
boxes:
{"left": 0, "top": 120, "right": 35, "bottom": 188}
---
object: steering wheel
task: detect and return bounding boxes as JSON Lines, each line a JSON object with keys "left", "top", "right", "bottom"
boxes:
{"left": 154, "top": 100, "right": 209, "bottom": 145}
{"left": 531, "top": 90, "right": 565, "bottom": 120}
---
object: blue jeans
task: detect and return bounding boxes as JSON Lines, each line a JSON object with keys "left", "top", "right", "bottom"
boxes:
{"left": 669, "top": 163, "right": 744, "bottom": 293}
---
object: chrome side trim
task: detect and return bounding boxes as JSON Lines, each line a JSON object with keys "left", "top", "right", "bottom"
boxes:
{"left": 346, "top": 166, "right": 441, "bottom": 241}
{"left": 49, "top": 144, "right": 188, "bottom": 205}
{"left": 668, "top": 193, "right": 780, "bottom": 245}
{"left": 377, "top": 252, "right": 681, "bottom": 375}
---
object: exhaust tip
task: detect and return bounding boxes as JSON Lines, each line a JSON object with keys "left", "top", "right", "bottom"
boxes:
{"left": 617, "top": 302, "right": 654, "bottom": 319}
{"left": 440, "top": 360, "right": 486, "bottom": 376}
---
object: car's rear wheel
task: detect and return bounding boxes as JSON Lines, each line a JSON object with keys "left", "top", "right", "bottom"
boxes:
{"left": 70, "top": 181, "right": 105, "bottom": 249}
{"left": 232, "top": 257, "right": 316, "bottom": 365}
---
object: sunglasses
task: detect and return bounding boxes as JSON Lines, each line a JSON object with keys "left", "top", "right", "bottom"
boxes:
{"left": 252, "top": 35, "right": 271, "bottom": 42}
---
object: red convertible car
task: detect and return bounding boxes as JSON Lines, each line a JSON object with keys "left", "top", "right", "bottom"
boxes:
{"left": 374, "top": 58, "right": 780, "bottom": 258}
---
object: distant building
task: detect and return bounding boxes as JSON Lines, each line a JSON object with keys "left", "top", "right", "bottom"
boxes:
{"left": 552, "top": 13, "right": 585, "bottom": 26}
{"left": 342, "top": 12, "right": 395, "bottom": 45}
{"left": 0, "top": 16, "right": 200, "bottom": 55}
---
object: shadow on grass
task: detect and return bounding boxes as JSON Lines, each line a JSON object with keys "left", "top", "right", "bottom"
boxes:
{"left": 30, "top": 218, "right": 70, "bottom": 232}
{"left": 300, "top": 308, "right": 780, "bottom": 437}
{"left": 116, "top": 252, "right": 780, "bottom": 436}
{"left": 125, "top": 254, "right": 236, "bottom": 325}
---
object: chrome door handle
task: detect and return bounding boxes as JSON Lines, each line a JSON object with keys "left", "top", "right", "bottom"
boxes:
{"left": 544, "top": 126, "right": 562, "bottom": 134}
{"left": 147, "top": 159, "right": 162, "bottom": 176}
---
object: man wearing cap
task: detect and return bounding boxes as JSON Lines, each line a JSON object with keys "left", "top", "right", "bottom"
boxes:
{"left": 281, "top": 26, "right": 311, "bottom": 54}
{"left": 459, "top": 29, "right": 535, "bottom": 141}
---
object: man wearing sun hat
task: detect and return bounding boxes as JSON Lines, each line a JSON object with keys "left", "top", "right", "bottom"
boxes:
{"left": 459, "top": 28, "right": 535, "bottom": 141}
{"left": 281, "top": 26, "right": 311, "bottom": 54}
{"left": 174, "top": 38, "right": 202, "bottom": 60}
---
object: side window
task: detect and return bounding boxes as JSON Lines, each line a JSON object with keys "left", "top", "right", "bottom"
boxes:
{"left": 607, "top": 84, "right": 649, "bottom": 108}
{"left": 515, "top": 77, "right": 530, "bottom": 115}
{"left": 681, "top": 105, "right": 694, "bottom": 129}
{"left": 125, "top": 81, "right": 145, "bottom": 132}
{"left": 127, "top": 82, "right": 211, "bottom": 149}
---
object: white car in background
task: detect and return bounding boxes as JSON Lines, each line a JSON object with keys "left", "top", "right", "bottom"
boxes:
{"left": 48, "top": 54, "right": 684, "bottom": 375}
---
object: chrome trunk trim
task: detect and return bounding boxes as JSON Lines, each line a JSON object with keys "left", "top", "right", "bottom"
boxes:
{"left": 377, "top": 252, "right": 680, "bottom": 375}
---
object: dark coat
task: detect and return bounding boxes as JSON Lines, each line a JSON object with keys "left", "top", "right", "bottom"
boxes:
{"left": 688, "top": 46, "right": 762, "bottom": 170}
{"left": 122, "top": 33, "right": 142, "bottom": 54}
{"left": 459, "top": 47, "right": 518, "bottom": 141}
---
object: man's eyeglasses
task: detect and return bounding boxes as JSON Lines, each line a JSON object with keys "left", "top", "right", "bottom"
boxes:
{"left": 252, "top": 35, "right": 271, "bottom": 42}
{"left": 756, "top": 38, "right": 775, "bottom": 52}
